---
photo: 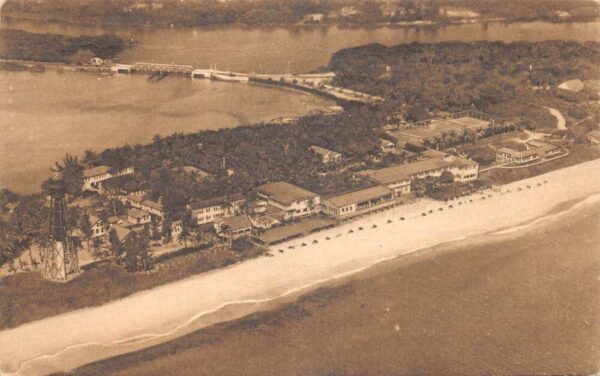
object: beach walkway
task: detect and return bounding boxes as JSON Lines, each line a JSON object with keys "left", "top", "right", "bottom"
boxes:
{"left": 1, "top": 159, "right": 600, "bottom": 376}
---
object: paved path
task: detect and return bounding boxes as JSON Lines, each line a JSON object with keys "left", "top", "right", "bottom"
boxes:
{"left": 546, "top": 107, "right": 566, "bottom": 130}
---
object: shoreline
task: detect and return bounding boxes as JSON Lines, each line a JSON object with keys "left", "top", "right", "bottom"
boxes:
{"left": 70, "top": 197, "right": 600, "bottom": 375}
{"left": 0, "top": 57, "right": 379, "bottom": 106}
{"left": 0, "top": 158, "right": 599, "bottom": 375}
{"left": 0, "top": 65, "right": 338, "bottom": 194}
{"left": 3, "top": 14, "right": 599, "bottom": 32}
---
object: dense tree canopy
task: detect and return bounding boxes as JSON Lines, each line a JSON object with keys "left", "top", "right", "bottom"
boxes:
{"left": 330, "top": 41, "right": 600, "bottom": 120}
{"left": 0, "top": 29, "right": 126, "bottom": 63}
{"left": 92, "top": 105, "right": 383, "bottom": 206}
{"left": 3, "top": 0, "right": 598, "bottom": 27}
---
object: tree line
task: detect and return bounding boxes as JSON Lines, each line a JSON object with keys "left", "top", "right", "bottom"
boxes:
{"left": 0, "top": 29, "right": 126, "bottom": 63}
{"left": 3, "top": 0, "right": 598, "bottom": 28}
{"left": 329, "top": 40, "right": 600, "bottom": 125}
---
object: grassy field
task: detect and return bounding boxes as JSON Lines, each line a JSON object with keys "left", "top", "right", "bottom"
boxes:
{"left": 0, "top": 245, "right": 265, "bottom": 330}
{"left": 63, "top": 198, "right": 600, "bottom": 376}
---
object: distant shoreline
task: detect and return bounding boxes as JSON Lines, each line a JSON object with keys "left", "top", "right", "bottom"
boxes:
{"left": 0, "top": 65, "right": 338, "bottom": 194}
{"left": 3, "top": 13, "right": 600, "bottom": 32}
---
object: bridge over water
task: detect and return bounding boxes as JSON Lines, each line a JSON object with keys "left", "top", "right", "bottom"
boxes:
{"left": 133, "top": 62, "right": 194, "bottom": 74}
{"left": 111, "top": 62, "right": 383, "bottom": 104}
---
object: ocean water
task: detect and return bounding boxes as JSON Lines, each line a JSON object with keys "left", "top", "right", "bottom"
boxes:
{"left": 69, "top": 194, "right": 600, "bottom": 376}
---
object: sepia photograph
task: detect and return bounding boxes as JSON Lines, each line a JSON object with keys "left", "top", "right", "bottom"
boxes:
{"left": 0, "top": 0, "right": 599, "bottom": 375}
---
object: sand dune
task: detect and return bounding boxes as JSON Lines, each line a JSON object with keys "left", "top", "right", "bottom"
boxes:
{"left": 1, "top": 159, "right": 599, "bottom": 376}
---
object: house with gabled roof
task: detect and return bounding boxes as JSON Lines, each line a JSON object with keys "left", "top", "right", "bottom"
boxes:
{"left": 321, "top": 186, "right": 395, "bottom": 220}
{"left": 82, "top": 165, "right": 134, "bottom": 191}
{"left": 141, "top": 200, "right": 164, "bottom": 218}
{"left": 558, "top": 78, "right": 584, "bottom": 92}
{"left": 357, "top": 152, "right": 478, "bottom": 196}
{"left": 112, "top": 224, "right": 133, "bottom": 244}
{"left": 496, "top": 140, "right": 562, "bottom": 165}
{"left": 89, "top": 213, "right": 110, "bottom": 239}
{"left": 188, "top": 193, "right": 245, "bottom": 225}
{"left": 310, "top": 145, "right": 342, "bottom": 164}
{"left": 257, "top": 181, "right": 320, "bottom": 220}
{"left": 126, "top": 208, "right": 151, "bottom": 228}
{"left": 215, "top": 214, "right": 253, "bottom": 240}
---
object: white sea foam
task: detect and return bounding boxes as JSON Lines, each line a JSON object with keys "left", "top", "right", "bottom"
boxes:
{"left": 3, "top": 234, "right": 473, "bottom": 376}
{"left": 492, "top": 193, "right": 600, "bottom": 235}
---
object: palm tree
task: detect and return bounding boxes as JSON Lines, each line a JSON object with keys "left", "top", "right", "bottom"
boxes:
{"left": 9, "top": 195, "right": 46, "bottom": 266}
{"left": 440, "top": 132, "right": 449, "bottom": 150}
{"left": 66, "top": 207, "right": 82, "bottom": 239}
{"left": 82, "top": 149, "right": 97, "bottom": 165}
{"left": 177, "top": 226, "right": 190, "bottom": 248}
{"left": 10, "top": 216, "right": 36, "bottom": 271}
{"left": 432, "top": 135, "right": 442, "bottom": 150}
{"left": 193, "top": 227, "right": 204, "bottom": 246}
{"left": 461, "top": 128, "right": 469, "bottom": 145}
{"left": 0, "top": 223, "right": 19, "bottom": 271}
{"left": 448, "top": 130, "right": 458, "bottom": 147}
{"left": 161, "top": 217, "right": 173, "bottom": 244}
{"left": 136, "top": 229, "right": 151, "bottom": 272}
{"left": 91, "top": 237, "right": 104, "bottom": 259}
{"left": 422, "top": 138, "right": 433, "bottom": 149}
{"left": 107, "top": 228, "right": 121, "bottom": 260}
{"left": 79, "top": 213, "right": 93, "bottom": 252}
{"left": 69, "top": 235, "right": 83, "bottom": 261}
{"left": 56, "top": 154, "right": 84, "bottom": 195}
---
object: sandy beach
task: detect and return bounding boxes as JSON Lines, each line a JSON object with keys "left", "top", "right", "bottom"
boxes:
{"left": 1, "top": 158, "right": 600, "bottom": 376}
{"left": 69, "top": 193, "right": 600, "bottom": 376}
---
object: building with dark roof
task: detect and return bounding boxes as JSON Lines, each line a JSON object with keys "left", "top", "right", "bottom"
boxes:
{"left": 256, "top": 181, "right": 320, "bottom": 220}
{"left": 322, "top": 186, "right": 395, "bottom": 220}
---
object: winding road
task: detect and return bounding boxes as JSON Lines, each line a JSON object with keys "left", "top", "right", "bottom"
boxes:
{"left": 545, "top": 107, "right": 566, "bottom": 130}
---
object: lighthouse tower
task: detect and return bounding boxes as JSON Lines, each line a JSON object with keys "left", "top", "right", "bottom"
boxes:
{"left": 42, "top": 167, "right": 80, "bottom": 282}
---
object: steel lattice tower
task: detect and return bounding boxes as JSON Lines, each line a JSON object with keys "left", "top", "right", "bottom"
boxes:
{"left": 42, "top": 168, "right": 79, "bottom": 282}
